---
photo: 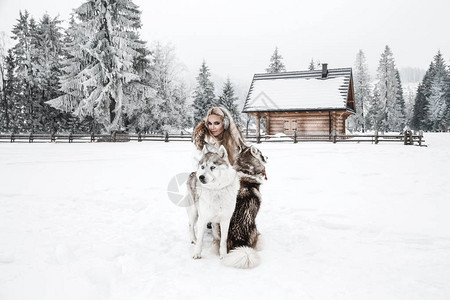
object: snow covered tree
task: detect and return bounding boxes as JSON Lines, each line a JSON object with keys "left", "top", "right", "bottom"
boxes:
{"left": 32, "top": 14, "right": 66, "bottom": 132}
{"left": 307, "top": 58, "right": 320, "bottom": 71}
{"left": 411, "top": 62, "right": 434, "bottom": 130}
{"left": 1, "top": 49, "right": 21, "bottom": 132}
{"left": 443, "top": 64, "right": 450, "bottom": 130}
{"left": 266, "top": 47, "right": 286, "bottom": 73}
{"left": 172, "top": 82, "right": 192, "bottom": 130}
{"left": 218, "top": 77, "right": 241, "bottom": 126}
{"left": 47, "top": 0, "right": 154, "bottom": 133}
{"left": 348, "top": 50, "right": 371, "bottom": 132}
{"left": 308, "top": 59, "right": 315, "bottom": 71}
{"left": 404, "top": 87, "right": 416, "bottom": 127}
{"left": 11, "top": 11, "right": 39, "bottom": 132}
{"left": 411, "top": 52, "right": 450, "bottom": 131}
{"left": 0, "top": 32, "right": 7, "bottom": 131}
{"left": 372, "top": 46, "right": 402, "bottom": 132}
{"left": 411, "top": 84, "right": 430, "bottom": 131}
{"left": 146, "top": 42, "right": 190, "bottom": 133}
{"left": 367, "top": 85, "right": 383, "bottom": 131}
{"left": 192, "top": 61, "right": 215, "bottom": 125}
{"left": 393, "top": 69, "right": 406, "bottom": 130}
{"left": 426, "top": 51, "right": 448, "bottom": 131}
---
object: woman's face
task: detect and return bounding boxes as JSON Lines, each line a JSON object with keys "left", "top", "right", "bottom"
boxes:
{"left": 207, "top": 114, "right": 224, "bottom": 137}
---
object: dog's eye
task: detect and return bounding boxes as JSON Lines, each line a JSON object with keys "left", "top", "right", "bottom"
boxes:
{"left": 201, "top": 165, "right": 205, "bottom": 169}
{"left": 210, "top": 166, "right": 215, "bottom": 170}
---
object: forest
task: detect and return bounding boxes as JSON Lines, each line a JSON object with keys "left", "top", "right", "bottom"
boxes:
{"left": 0, "top": 0, "right": 449, "bottom": 134}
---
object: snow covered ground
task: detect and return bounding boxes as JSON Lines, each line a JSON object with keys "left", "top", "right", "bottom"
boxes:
{"left": 0, "top": 133, "right": 449, "bottom": 300}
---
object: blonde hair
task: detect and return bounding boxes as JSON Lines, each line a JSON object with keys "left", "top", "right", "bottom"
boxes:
{"left": 204, "top": 107, "right": 246, "bottom": 164}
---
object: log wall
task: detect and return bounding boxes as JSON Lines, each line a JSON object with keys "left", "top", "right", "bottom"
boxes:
{"left": 254, "top": 111, "right": 353, "bottom": 135}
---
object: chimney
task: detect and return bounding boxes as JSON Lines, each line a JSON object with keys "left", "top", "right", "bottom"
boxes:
{"left": 321, "top": 63, "right": 328, "bottom": 78}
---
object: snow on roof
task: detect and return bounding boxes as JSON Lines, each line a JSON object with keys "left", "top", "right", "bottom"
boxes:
{"left": 243, "top": 68, "right": 353, "bottom": 112}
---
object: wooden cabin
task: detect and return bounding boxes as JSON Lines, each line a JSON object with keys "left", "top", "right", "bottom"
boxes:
{"left": 243, "top": 64, "right": 355, "bottom": 135}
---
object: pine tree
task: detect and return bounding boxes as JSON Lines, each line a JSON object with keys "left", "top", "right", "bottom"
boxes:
{"left": 47, "top": 0, "right": 153, "bottom": 133}
{"left": 443, "top": 64, "right": 450, "bottom": 130}
{"left": 404, "top": 87, "right": 416, "bottom": 127}
{"left": 393, "top": 69, "right": 406, "bottom": 131}
{"left": 123, "top": 29, "right": 153, "bottom": 133}
{"left": 426, "top": 51, "right": 448, "bottom": 131}
{"left": 373, "top": 46, "right": 401, "bottom": 132}
{"left": 350, "top": 50, "right": 371, "bottom": 132}
{"left": 411, "top": 62, "right": 434, "bottom": 130}
{"left": 32, "top": 14, "right": 66, "bottom": 132}
{"left": 308, "top": 59, "right": 315, "bottom": 71}
{"left": 147, "top": 42, "right": 190, "bottom": 133}
{"left": 11, "top": 11, "right": 39, "bottom": 132}
{"left": 411, "top": 52, "right": 450, "bottom": 131}
{"left": 2, "top": 50, "right": 21, "bottom": 132}
{"left": 411, "top": 84, "right": 430, "bottom": 131}
{"left": 172, "top": 82, "right": 192, "bottom": 130}
{"left": 367, "top": 85, "right": 383, "bottom": 131}
{"left": 266, "top": 47, "right": 286, "bottom": 73}
{"left": 218, "top": 77, "right": 241, "bottom": 126}
{"left": 0, "top": 32, "right": 7, "bottom": 131}
{"left": 192, "top": 61, "right": 215, "bottom": 125}
{"left": 307, "top": 58, "right": 320, "bottom": 71}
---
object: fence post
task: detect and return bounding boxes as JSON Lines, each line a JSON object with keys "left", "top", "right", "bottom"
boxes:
{"left": 257, "top": 132, "right": 261, "bottom": 144}
{"left": 375, "top": 131, "right": 379, "bottom": 144}
{"left": 10, "top": 132, "right": 15, "bottom": 143}
{"left": 90, "top": 132, "right": 95, "bottom": 143}
{"left": 419, "top": 130, "right": 423, "bottom": 146}
{"left": 69, "top": 132, "right": 73, "bottom": 143}
{"left": 51, "top": 131, "right": 56, "bottom": 143}
{"left": 403, "top": 130, "right": 413, "bottom": 145}
{"left": 165, "top": 132, "right": 169, "bottom": 142}
{"left": 29, "top": 132, "right": 34, "bottom": 143}
{"left": 332, "top": 130, "right": 337, "bottom": 144}
{"left": 112, "top": 131, "right": 117, "bottom": 142}
{"left": 293, "top": 130, "right": 297, "bottom": 143}
{"left": 138, "top": 131, "right": 142, "bottom": 142}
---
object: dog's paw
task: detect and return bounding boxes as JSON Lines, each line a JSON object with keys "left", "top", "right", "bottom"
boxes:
{"left": 191, "top": 240, "right": 197, "bottom": 245}
{"left": 192, "top": 252, "right": 202, "bottom": 259}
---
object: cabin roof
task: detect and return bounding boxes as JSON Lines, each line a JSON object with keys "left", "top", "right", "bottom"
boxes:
{"left": 243, "top": 68, "right": 354, "bottom": 113}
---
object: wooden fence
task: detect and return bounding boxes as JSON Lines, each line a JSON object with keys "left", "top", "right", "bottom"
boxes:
{"left": 246, "top": 130, "right": 425, "bottom": 146}
{"left": 0, "top": 130, "right": 425, "bottom": 146}
{"left": 0, "top": 132, "right": 192, "bottom": 143}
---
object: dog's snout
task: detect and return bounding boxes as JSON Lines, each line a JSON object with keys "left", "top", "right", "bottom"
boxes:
{"left": 199, "top": 175, "right": 206, "bottom": 184}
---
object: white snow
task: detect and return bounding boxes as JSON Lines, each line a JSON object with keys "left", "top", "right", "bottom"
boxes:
{"left": 1, "top": 133, "right": 449, "bottom": 300}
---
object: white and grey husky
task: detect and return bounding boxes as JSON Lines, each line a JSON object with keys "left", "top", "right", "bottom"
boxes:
{"left": 186, "top": 145, "right": 239, "bottom": 259}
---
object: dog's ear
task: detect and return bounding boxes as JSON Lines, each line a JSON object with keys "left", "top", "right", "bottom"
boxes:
{"left": 218, "top": 145, "right": 228, "bottom": 159}
{"left": 250, "top": 145, "right": 259, "bottom": 157}
{"left": 239, "top": 144, "right": 249, "bottom": 153}
{"left": 202, "top": 145, "right": 209, "bottom": 155}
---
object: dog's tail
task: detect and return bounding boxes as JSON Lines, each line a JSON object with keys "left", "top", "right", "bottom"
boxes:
{"left": 222, "top": 246, "right": 260, "bottom": 269}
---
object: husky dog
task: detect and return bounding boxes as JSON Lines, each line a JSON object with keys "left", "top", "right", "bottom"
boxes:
{"left": 222, "top": 145, "right": 267, "bottom": 269}
{"left": 186, "top": 145, "right": 239, "bottom": 259}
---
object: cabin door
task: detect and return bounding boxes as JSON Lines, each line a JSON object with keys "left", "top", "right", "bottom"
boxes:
{"left": 284, "top": 119, "right": 297, "bottom": 135}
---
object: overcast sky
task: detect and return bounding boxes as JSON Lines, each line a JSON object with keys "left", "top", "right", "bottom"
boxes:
{"left": 1, "top": 0, "right": 449, "bottom": 85}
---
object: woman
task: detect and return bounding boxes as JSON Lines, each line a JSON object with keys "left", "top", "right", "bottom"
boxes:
{"left": 193, "top": 107, "right": 247, "bottom": 165}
